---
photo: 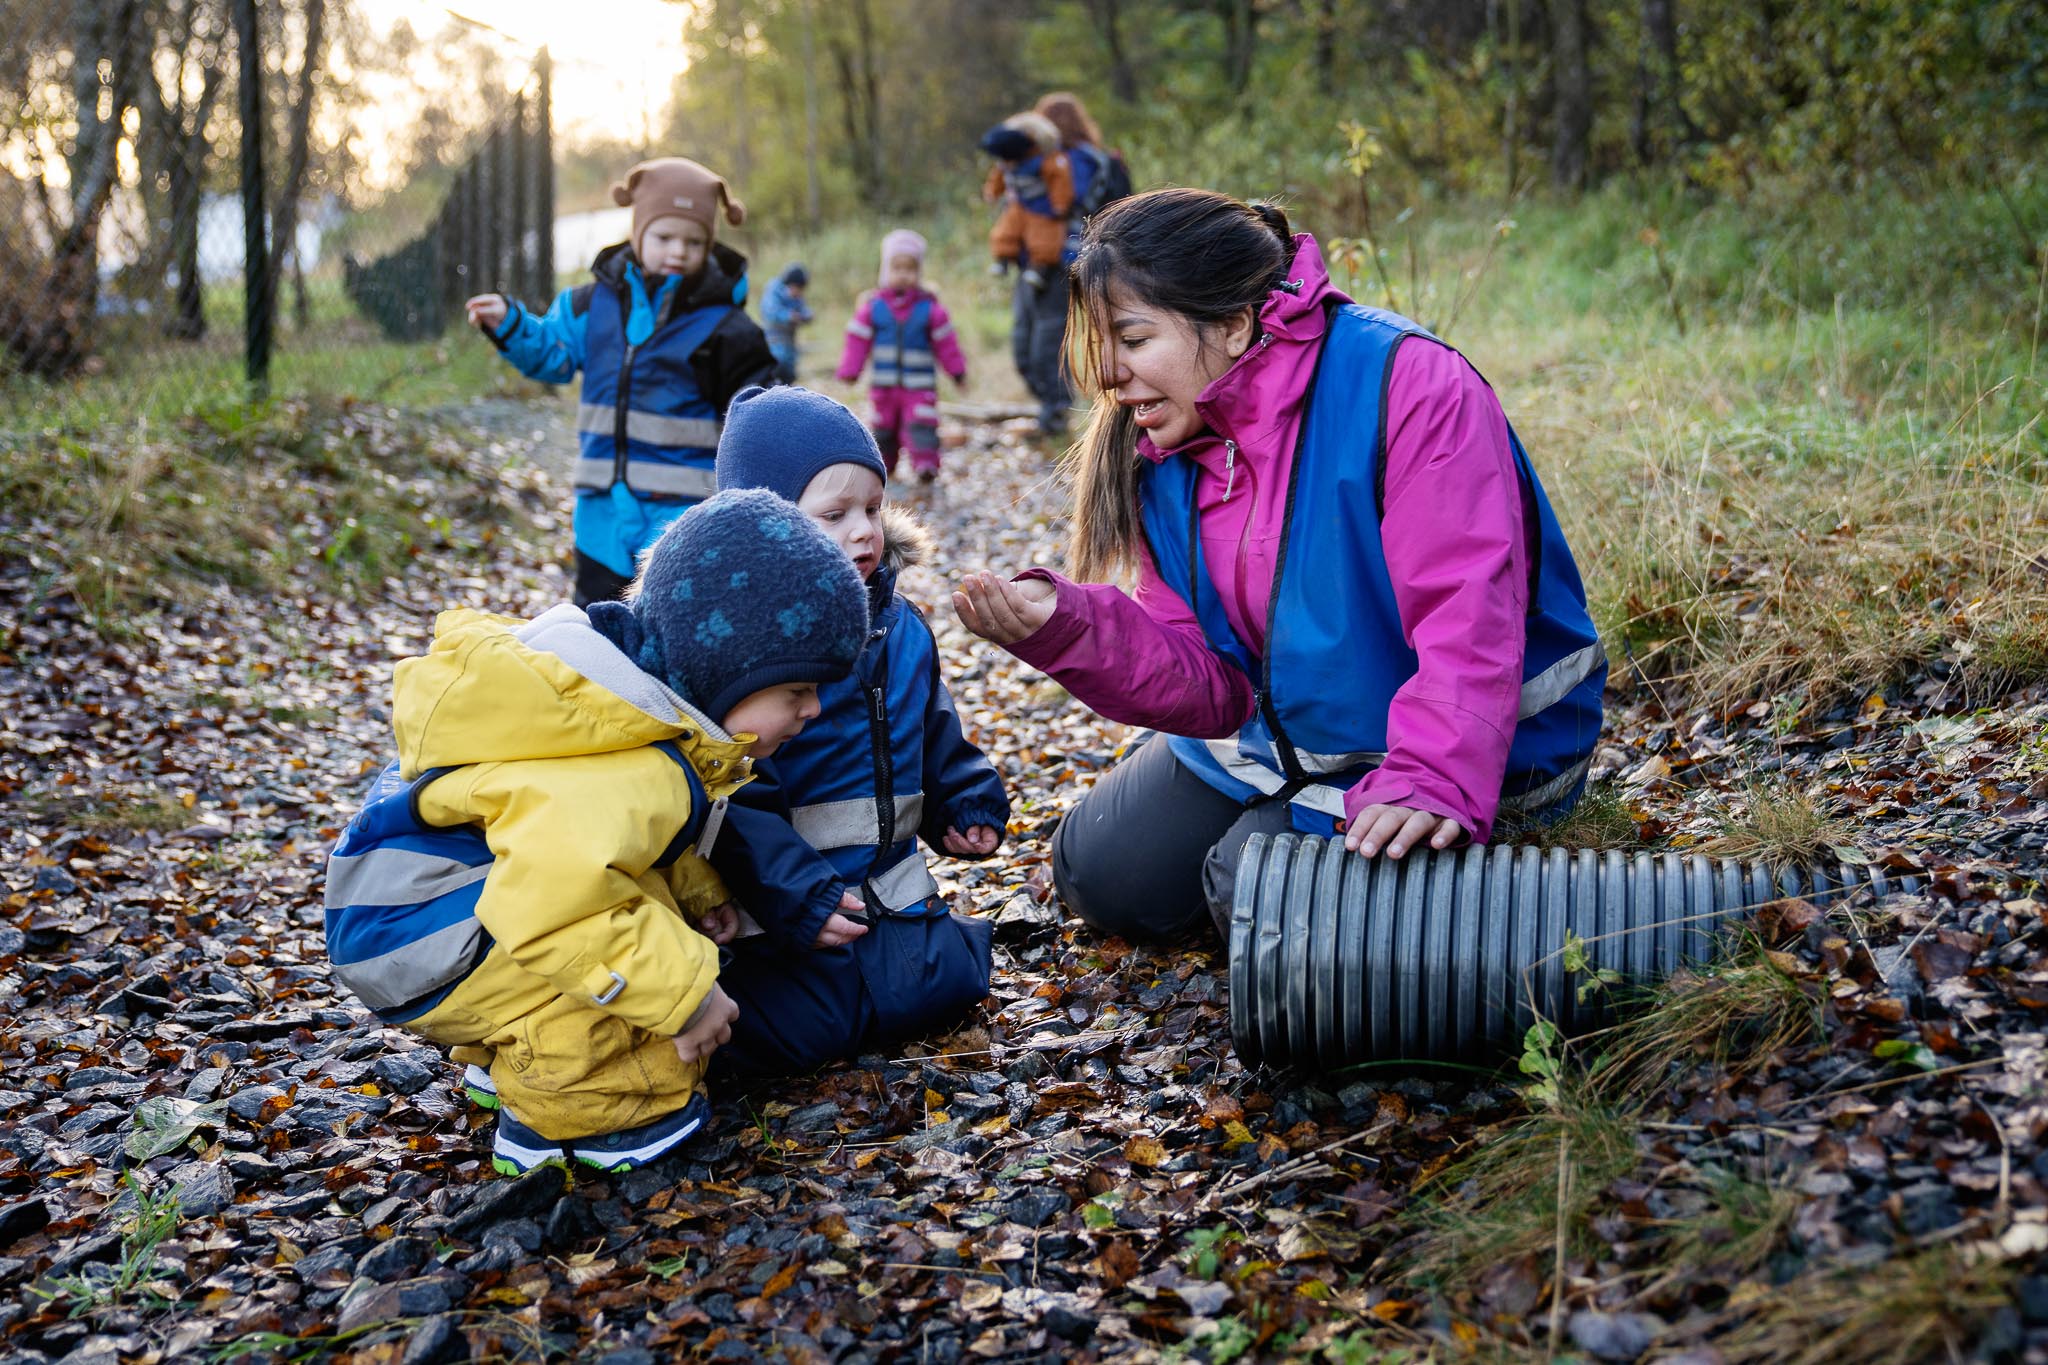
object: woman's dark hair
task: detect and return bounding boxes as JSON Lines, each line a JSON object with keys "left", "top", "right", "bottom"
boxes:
{"left": 1062, "top": 189, "right": 1293, "bottom": 582}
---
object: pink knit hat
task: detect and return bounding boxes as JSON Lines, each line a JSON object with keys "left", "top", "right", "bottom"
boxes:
{"left": 878, "top": 228, "right": 926, "bottom": 285}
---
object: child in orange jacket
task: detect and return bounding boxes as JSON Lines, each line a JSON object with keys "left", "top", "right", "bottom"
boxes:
{"left": 980, "top": 113, "right": 1073, "bottom": 291}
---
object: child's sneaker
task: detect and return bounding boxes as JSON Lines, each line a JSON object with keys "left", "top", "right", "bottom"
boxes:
{"left": 490, "top": 1094, "right": 713, "bottom": 1176}
{"left": 463, "top": 1064, "right": 500, "bottom": 1111}
{"left": 1022, "top": 267, "right": 1047, "bottom": 292}
{"left": 987, "top": 260, "right": 1009, "bottom": 279}
{"left": 916, "top": 468, "right": 938, "bottom": 486}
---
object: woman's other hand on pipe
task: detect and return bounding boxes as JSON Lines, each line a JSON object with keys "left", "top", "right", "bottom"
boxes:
{"left": 1343, "top": 804, "right": 1466, "bottom": 860}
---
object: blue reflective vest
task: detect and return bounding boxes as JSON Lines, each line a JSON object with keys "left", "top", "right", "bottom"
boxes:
{"left": 1138, "top": 304, "right": 1607, "bottom": 835}
{"left": 324, "top": 745, "right": 713, "bottom": 1023}
{"left": 866, "top": 294, "right": 938, "bottom": 391}
{"left": 575, "top": 280, "right": 729, "bottom": 504}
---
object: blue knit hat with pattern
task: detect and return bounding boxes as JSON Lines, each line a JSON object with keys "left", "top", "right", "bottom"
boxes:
{"left": 586, "top": 488, "right": 869, "bottom": 722}
{"left": 715, "top": 384, "right": 888, "bottom": 504}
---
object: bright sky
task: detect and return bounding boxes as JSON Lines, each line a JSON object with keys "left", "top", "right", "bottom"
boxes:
{"left": 353, "top": 0, "right": 691, "bottom": 144}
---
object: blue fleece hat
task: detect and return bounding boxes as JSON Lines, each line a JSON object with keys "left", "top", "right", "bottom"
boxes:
{"left": 980, "top": 125, "right": 1035, "bottom": 161}
{"left": 714, "top": 384, "right": 889, "bottom": 504}
{"left": 587, "top": 488, "right": 869, "bottom": 722}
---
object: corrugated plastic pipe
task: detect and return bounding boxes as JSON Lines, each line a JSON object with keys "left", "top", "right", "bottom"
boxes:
{"left": 1227, "top": 834, "right": 1920, "bottom": 1070}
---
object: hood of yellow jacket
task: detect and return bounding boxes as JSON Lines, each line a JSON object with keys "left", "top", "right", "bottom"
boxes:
{"left": 391, "top": 604, "right": 754, "bottom": 783}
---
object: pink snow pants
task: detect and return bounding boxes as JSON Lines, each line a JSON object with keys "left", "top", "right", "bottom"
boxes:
{"left": 868, "top": 386, "right": 942, "bottom": 476}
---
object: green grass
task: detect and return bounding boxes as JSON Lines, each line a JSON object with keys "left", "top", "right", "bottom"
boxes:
{"left": 1513, "top": 779, "right": 1642, "bottom": 850}
{"left": 19, "top": 789, "right": 192, "bottom": 834}
{"left": 0, "top": 392, "right": 547, "bottom": 628}
{"left": 1706, "top": 1248, "right": 2014, "bottom": 1365}
{"left": 1697, "top": 781, "right": 1856, "bottom": 868}
{"left": 1348, "top": 181, "right": 2048, "bottom": 710}
{"left": 31, "top": 1174, "right": 182, "bottom": 1321}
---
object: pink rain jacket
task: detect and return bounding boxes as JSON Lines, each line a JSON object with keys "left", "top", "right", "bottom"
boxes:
{"left": 1010, "top": 235, "right": 1535, "bottom": 841}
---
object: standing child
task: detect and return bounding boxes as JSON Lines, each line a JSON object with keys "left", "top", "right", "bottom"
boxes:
{"left": 324, "top": 489, "right": 872, "bottom": 1174}
{"left": 979, "top": 113, "right": 1073, "bottom": 291}
{"left": 705, "top": 386, "right": 1007, "bottom": 1076}
{"left": 465, "top": 156, "right": 777, "bottom": 606}
{"left": 761, "top": 263, "right": 814, "bottom": 384}
{"left": 835, "top": 230, "right": 968, "bottom": 485}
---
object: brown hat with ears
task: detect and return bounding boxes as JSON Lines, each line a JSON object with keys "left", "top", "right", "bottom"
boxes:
{"left": 610, "top": 157, "right": 747, "bottom": 256}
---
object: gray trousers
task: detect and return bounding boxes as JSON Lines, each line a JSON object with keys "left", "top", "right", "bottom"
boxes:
{"left": 1050, "top": 735, "right": 1293, "bottom": 944}
{"left": 1011, "top": 269, "right": 1072, "bottom": 435}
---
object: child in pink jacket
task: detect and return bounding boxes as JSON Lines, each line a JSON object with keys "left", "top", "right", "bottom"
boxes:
{"left": 835, "top": 230, "right": 968, "bottom": 484}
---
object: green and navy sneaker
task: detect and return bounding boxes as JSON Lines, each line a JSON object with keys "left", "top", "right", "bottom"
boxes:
{"left": 491, "top": 1094, "right": 712, "bottom": 1176}
{"left": 463, "top": 1064, "right": 500, "bottom": 1111}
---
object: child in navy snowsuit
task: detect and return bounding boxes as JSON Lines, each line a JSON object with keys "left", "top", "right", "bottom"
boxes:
{"left": 761, "top": 263, "right": 814, "bottom": 384}
{"left": 466, "top": 157, "right": 777, "bottom": 606}
{"left": 704, "top": 385, "right": 1006, "bottom": 1076}
{"left": 835, "top": 230, "right": 968, "bottom": 484}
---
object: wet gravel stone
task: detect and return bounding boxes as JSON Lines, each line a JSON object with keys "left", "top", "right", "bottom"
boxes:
{"left": 355, "top": 1235, "right": 430, "bottom": 1283}
{"left": 444, "top": 1163, "right": 567, "bottom": 1240}
{"left": 396, "top": 1314, "right": 466, "bottom": 1365}
{"left": 371, "top": 1054, "right": 436, "bottom": 1095}
{"left": 1006, "top": 1188, "right": 1071, "bottom": 1228}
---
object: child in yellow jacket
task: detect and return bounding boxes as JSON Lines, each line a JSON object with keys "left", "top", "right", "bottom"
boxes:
{"left": 324, "top": 489, "right": 870, "bottom": 1174}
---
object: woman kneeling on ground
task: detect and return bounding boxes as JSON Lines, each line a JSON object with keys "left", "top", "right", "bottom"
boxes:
{"left": 953, "top": 188, "right": 1608, "bottom": 942}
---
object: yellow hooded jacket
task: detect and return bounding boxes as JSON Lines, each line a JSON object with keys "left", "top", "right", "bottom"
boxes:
{"left": 390, "top": 604, "right": 755, "bottom": 1048}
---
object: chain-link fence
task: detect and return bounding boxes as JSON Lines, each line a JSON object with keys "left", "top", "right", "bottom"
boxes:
{"left": 0, "top": 0, "right": 553, "bottom": 434}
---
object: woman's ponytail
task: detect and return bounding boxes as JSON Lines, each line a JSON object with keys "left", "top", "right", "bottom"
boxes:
{"left": 1249, "top": 201, "right": 1292, "bottom": 246}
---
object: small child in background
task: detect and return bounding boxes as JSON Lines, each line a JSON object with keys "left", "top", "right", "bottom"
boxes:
{"left": 835, "top": 230, "right": 968, "bottom": 485}
{"left": 761, "top": 263, "right": 813, "bottom": 384}
{"left": 323, "top": 489, "right": 872, "bottom": 1174}
{"left": 979, "top": 113, "right": 1073, "bottom": 291}
{"left": 465, "top": 156, "right": 777, "bottom": 606}
{"left": 706, "top": 386, "right": 1007, "bottom": 1076}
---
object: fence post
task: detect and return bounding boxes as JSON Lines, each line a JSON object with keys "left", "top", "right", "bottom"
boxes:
{"left": 486, "top": 125, "right": 508, "bottom": 295}
{"left": 463, "top": 160, "right": 483, "bottom": 301}
{"left": 437, "top": 196, "right": 460, "bottom": 321}
{"left": 234, "top": 0, "right": 271, "bottom": 398}
{"left": 535, "top": 48, "right": 555, "bottom": 295}
{"left": 509, "top": 93, "right": 530, "bottom": 305}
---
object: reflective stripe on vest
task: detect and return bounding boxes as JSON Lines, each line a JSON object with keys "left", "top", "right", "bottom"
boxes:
{"left": 1197, "top": 736, "right": 1592, "bottom": 821}
{"left": 575, "top": 404, "right": 723, "bottom": 451}
{"left": 1139, "top": 303, "right": 1607, "bottom": 833}
{"left": 866, "top": 848, "right": 939, "bottom": 912}
{"left": 325, "top": 740, "right": 713, "bottom": 1022}
{"left": 572, "top": 457, "right": 717, "bottom": 500}
{"left": 868, "top": 295, "right": 938, "bottom": 390}
{"left": 792, "top": 793, "right": 925, "bottom": 851}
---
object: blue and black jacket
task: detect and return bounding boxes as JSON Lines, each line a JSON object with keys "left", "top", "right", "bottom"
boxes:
{"left": 711, "top": 511, "right": 1009, "bottom": 952}
{"left": 760, "top": 268, "right": 814, "bottom": 370}
{"left": 488, "top": 241, "right": 777, "bottom": 571}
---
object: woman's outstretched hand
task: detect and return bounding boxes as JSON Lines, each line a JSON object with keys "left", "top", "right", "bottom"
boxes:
{"left": 953, "top": 572, "right": 1056, "bottom": 645}
{"left": 1343, "top": 804, "right": 1466, "bottom": 860}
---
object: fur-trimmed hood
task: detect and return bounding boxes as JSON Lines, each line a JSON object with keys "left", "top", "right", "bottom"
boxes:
{"left": 867, "top": 505, "right": 933, "bottom": 614}
{"left": 879, "top": 504, "right": 932, "bottom": 574}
